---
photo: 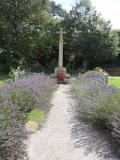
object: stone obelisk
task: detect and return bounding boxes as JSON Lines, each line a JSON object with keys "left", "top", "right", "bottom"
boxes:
{"left": 59, "top": 28, "right": 63, "bottom": 67}
{"left": 54, "top": 28, "right": 67, "bottom": 77}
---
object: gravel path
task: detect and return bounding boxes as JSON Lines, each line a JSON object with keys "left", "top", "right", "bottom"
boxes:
{"left": 26, "top": 85, "right": 101, "bottom": 160}
{"left": 26, "top": 84, "right": 119, "bottom": 160}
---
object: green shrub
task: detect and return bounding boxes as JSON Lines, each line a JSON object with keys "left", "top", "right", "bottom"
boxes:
{"left": 90, "top": 93, "right": 120, "bottom": 125}
{"left": 0, "top": 74, "right": 56, "bottom": 159}
{"left": 9, "top": 89, "right": 37, "bottom": 112}
{"left": 72, "top": 78, "right": 120, "bottom": 143}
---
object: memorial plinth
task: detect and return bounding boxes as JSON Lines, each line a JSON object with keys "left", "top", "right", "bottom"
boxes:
{"left": 51, "top": 28, "right": 70, "bottom": 80}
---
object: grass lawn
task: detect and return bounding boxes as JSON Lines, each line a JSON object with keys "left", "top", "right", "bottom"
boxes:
{"left": 108, "top": 77, "right": 120, "bottom": 88}
{"left": 0, "top": 74, "right": 12, "bottom": 84}
{"left": 27, "top": 108, "right": 45, "bottom": 123}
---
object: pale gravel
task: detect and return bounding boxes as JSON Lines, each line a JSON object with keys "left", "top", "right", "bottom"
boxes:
{"left": 26, "top": 84, "right": 102, "bottom": 160}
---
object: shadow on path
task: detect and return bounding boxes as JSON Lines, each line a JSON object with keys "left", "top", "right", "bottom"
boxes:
{"left": 71, "top": 117, "right": 120, "bottom": 160}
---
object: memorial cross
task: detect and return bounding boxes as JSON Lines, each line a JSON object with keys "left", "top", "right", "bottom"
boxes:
{"left": 57, "top": 28, "right": 66, "bottom": 68}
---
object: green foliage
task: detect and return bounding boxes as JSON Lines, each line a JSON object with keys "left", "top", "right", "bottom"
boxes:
{"left": 0, "top": 74, "right": 56, "bottom": 159}
{"left": 0, "top": 0, "right": 57, "bottom": 67}
{"left": 72, "top": 77, "right": 120, "bottom": 143}
{"left": 0, "top": 74, "right": 12, "bottom": 84}
{"left": 0, "top": 0, "right": 120, "bottom": 69}
{"left": 61, "top": 0, "right": 119, "bottom": 68}
{"left": 9, "top": 89, "right": 36, "bottom": 112}
{"left": 0, "top": 64, "right": 10, "bottom": 73}
{"left": 90, "top": 93, "right": 120, "bottom": 122}
{"left": 27, "top": 108, "right": 44, "bottom": 123}
{"left": 9, "top": 67, "right": 26, "bottom": 79}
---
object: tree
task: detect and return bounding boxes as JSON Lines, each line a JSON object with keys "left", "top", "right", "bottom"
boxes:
{"left": 0, "top": 0, "right": 63, "bottom": 69}
{"left": 0, "top": 0, "right": 119, "bottom": 72}
{"left": 0, "top": 0, "right": 49, "bottom": 67}
{"left": 60, "top": 0, "right": 119, "bottom": 69}
{"left": 113, "top": 30, "right": 120, "bottom": 64}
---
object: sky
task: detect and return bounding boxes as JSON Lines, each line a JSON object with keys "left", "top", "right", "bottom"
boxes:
{"left": 54, "top": 0, "right": 120, "bottom": 29}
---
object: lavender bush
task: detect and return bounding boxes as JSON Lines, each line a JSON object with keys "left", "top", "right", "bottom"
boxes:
{"left": 0, "top": 74, "right": 56, "bottom": 159}
{"left": 72, "top": 77, "right": 120, "bottom": 143}
{"left": 0, "top": 102, "right": 27, "bottom": 160}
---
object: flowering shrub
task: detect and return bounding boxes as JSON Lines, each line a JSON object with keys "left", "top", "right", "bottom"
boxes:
{"left": 0, "top": 102, "right": 27, "bottom": 160}
{"left": 72, "top": 77, "right": 120, "bottom": 143}
{"left": 0, "top": 74, "right": 56, "bottom": 159}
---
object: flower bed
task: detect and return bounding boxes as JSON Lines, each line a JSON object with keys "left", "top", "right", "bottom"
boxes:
{"left": 72, "top": 78, "right": 120, "bottom": 144}
{"left": 0, "top": 74, "right": 56, "bottom": 159}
